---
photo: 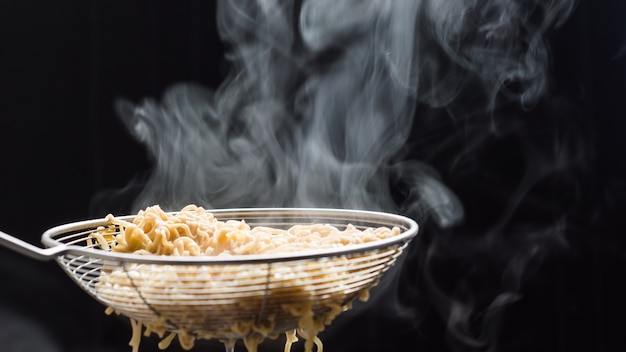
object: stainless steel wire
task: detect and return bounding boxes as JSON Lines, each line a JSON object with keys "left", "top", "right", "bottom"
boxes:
{"left": 2, "top": 208, "right": 418, "bottom": 340}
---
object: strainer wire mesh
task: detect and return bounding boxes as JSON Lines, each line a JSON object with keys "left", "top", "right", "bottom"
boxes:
{"left": 42, "top": 208, "right": 417, "bottom": 339}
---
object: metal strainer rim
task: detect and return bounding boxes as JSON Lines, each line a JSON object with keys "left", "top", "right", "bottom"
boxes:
{"left": 40, "top": 207, "right": 419, "bottom": 265}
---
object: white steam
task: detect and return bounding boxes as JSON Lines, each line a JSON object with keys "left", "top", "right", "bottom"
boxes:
{"left": 117, "top": 0, "right": 573, "bottom": 226}
{"left": 117, "top": 0, "right": 465, "bottom": 227}
{"left": 114, "top": 0, "right": 576, "bottom": 349}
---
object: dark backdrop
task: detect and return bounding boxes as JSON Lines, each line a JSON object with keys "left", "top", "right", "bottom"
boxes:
{"left": 0, "top": 1, "right": 625, "bottom": 352}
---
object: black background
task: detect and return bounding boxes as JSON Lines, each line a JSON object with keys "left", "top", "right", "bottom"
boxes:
{"left": 0, "top": 1, "right": 625, "bottom": 352}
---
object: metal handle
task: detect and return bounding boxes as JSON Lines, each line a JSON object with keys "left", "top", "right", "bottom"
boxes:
{"left": 0, "top": 230, "right": 62, "bottom": 261}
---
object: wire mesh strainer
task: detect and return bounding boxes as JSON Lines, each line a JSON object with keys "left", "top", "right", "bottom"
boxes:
{"left": 0, "top": 208, "right": 418, "bottom": 349}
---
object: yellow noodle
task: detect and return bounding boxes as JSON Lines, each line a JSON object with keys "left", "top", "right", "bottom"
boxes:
{"left": 129, "top": 319, "right": 142, "bottom": 352}
{"left": 158, "top": 332, "right": 177, "bottom": 350}
{"left": 284, "top": 329, "right": 298, "bottom": 352}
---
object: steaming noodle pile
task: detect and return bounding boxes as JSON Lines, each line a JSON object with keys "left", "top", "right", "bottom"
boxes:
{"left": 89, "top": 205, "right": 400, "bottom": 352}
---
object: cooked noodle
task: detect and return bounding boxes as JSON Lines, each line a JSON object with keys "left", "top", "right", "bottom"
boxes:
{"left": 90, "top": 204, "right": 400, "bottom": 352}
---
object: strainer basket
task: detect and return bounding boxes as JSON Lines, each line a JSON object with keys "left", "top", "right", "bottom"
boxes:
{"left": 0, "top": 208, "right": 418, "bottom": 349}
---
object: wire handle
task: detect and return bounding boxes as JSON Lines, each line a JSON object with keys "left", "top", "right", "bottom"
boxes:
{"left": 0, "top": 230, "right": 64, "bottom": 261}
